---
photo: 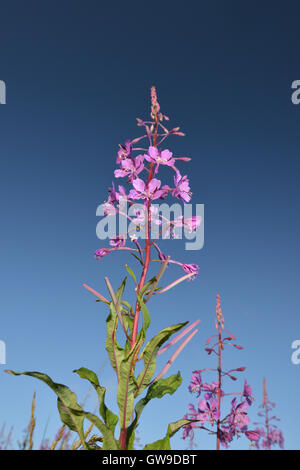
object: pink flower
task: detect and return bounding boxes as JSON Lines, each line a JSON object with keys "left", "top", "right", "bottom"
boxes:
{"left": 116, "top": 140, "right": 132, "bottom": 164}
{"left": 108, "top": 183, "right": 127, "bottom": 205}
{"left": 183, "top": 216, "right": 202, "bottom": 232}
{"left": 144, "top": 146, "right": 175, "bottom": 173}
{"left": 245, "top": 430, "right": 260, "bottom": 442}
{"left": 229, "top": 399, "right": 250, "bottom": 430}
{"left": 172, "top": 171, "right": 191, "bottom": 202}
{"left": 94, "top": 248, "right": 111, "bottom": 260}
{"left": 114, "top": 155, "right": 144, "bottom": 181}
{"left": 128, "top": 178, "right": 170, "bottom": 201}
{"left": 182, "top": 263, "right": 199, "bottom": 279}
{"left": 197, "top": 398, "right": 220, "bottom": 425}
{"left": 109, "top": 235, "right": 126, "bottom": 248}
{"left": 243, "top": 380, "right": 253, "bottom": 406}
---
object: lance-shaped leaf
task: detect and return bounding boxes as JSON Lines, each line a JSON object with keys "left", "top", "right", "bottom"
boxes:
{"left": 143, "top": 418, "right": 193, "bottom": 450}
{"left": 105, "top": 277, "right": 128, "bottom": 381}
{"left": 105, "top": 302, "right": 124, "bottom": 382}
{"left": 135, "top": 322, "right": 188, "bottom": 398}
{"left": 73, "top": 367, "right": 118, "bottom": 436}
{"left": 125, "top": 264, "right": 137, "bottom": 284}
{"left": 5, "top": 370, "right": 89, "bottom": 450}
{"left": 136, "top": 291, "right": 151, "bottom": 336}
{"left": 139, "top": 276, "right": 157, "bottom": 298}
{"left": 126, "top": 373, "right": 182, "bottom": 448}
{"left": 130, "top": 252, "right": 143, "bottom": 266}
{"left": 117, "top": 333, "right": 144, "bottom": 430}
{"left": 145, "top": 256, "right": 170, "bottom": 303}
{"left": 105, "top": 277, "right": 130, "bottom": 341}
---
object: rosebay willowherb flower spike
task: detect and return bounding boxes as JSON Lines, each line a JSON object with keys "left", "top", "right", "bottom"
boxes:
{"left": 253, "top": 378, "right": 284, "bottom": 450}
{"left": 7, "top": 88, "right": 201, "bottom": 450}
{"left": 182, "top": 294, "right": 260, "bottom": 450}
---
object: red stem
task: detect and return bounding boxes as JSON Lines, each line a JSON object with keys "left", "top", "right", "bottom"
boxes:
{"left": 216, "top": 321, "right": 222, "bottom": 450}
{"left": 263, "top": 378, "right": 270, "bottom": 448}
{"left": 120, "top": 111, "right": 158, "bottom": 450}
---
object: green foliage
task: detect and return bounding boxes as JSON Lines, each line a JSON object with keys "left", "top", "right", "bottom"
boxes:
{"left": 135, "top": 323, "right": 188, "bottom": 397}
{"left": 143, "top": 419, "right": 192, "bottom": 450}
{"left": 73, "top": 367, "right": 118, "bottom": 443}
{"left": 126, "top": 373, "right": 182, "bottom": 448}
{"left": 7, "top": 276, "right": 196, "bottom": 450}
{"left": 6, "top": 370, "right": 89, "bottom": 450}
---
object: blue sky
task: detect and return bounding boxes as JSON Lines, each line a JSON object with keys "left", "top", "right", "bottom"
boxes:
{"left": 0, "top": 0, "right": 300, "bottom": 449}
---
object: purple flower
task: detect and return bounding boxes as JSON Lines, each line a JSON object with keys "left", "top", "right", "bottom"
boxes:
{"left": 108, "top": 183, "right": 127, "bottom": 205}
{"left": 188, "top": 372, "right": 202, "bottom": 396}
{"left": 219, "top": 426, "right": 235, "bottom": 448}
{"left": 245, "top": 430, "right": 260, "bottom": 442}
{"left": 128, "top": 178, "right": 170, "bottom": 201}
{"left": 243, "top": 380, "right": 253, "bottom": 406}
{"left": 103, "top": 202, "right": 117, "bottom": 216}
{"left": 94, "top": 248, "right": 111, "bottom": 260}
{"left": 153, "top": 242, "right": 169, "bottom": 264}
{"left": 182, "top": 263, "right": 199, "bottom": 279}
{"left": 109, "top": 235, "right": 126, "bottom": 248}
{"left": 183, "top": 216, "right": 202, "bottom": 232}
{"left": 172, "top": 171, "right": 191, "bottom": 202}
{"left": 116, "top": 140, "right": 132, "bottom": 164}
{"left": 114, "top": 155, "right": 144, "bottom": 181}
{"left": 229, "top": 398, "right": 250, "bottom": 431}
{"left": 132, "top": 206, "right": 162, "bottom": 228}
{"left": 182, "top": 414, "right": 195, "bottom": 440}
{"left": 197, "top": 398, "right": 220, "bottom": 425}
{"left": 202, "top": 381, "right": 224, "bottom": 400}
{"left": 144, "top": 146, "right": 175, "bottom": 174}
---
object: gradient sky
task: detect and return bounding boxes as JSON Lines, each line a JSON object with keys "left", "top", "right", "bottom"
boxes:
{"left": 1, "top": 0, "right": 300, "bottom": 450}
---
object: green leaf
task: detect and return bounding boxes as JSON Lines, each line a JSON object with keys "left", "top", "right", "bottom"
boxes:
{"left": 126, "top": 372, "right": 182, "bottom": 448}
{"left": 73, "top": 367, "right": 118, "bottom": 438}
{"left": 105, "top": 302, "right": 124, "bottom": 381}
{"left": 136, "top": 291, "right": 151, "bottom": 336}
{"left": 121, "top": 300, "right": 134, "bottom": 316}
{"left": 143, "top": 418, "right": 192, "bottom": 450}
{"left": 139, "top": 277, "right": 156, "bottom": 298}
{"left": 145, "top": 372, "right": 182, "bottom": 400}
{"left": 117, "top": 334, "right": 144, "bottom": 430}
{"left": 130, "top": 253, "right": 143, "bottom": 266}
{"left": 143, "top": 436, "right": 171, "bottom": 450}
{"left": 125, "top": 265, "right": 137, "bottom": 284}
{"left": 135, "top": 322, "right": 188, "bottom": 397}
{"left": 115, "top": 277, "right": 127, "bottom": 302}
{"left": 6, "top": 370, "right": 89, "bottom": 449}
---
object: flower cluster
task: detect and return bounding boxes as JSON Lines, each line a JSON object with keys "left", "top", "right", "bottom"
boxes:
{"left": 95, "top": 86, "right": 201, "bottom": 290}
{"left": 253, "top": 378, "right": 284, "bottom": 450}
{"left": 183, "top": 294, "right": 260, "bottom": 449}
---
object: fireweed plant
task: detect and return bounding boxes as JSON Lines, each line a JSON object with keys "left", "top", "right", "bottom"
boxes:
{"left": 253, "top": 378, "right": 284, "bottom": 450}
{"left": 182, "top": 294, "right": 260, "bottom": 449}
{"left": 6, "top": 88, "right": 202, "bottom": 450}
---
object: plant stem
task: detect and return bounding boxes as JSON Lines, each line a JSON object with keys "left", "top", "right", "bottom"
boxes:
{"left": 130, "top": 114, "right": 158, "bottom": 350}
{"left": 216, "top": 318, "right": 222, "bottom": 450}
{"left": 263, "top": 378, "right": 270, "bottom": 448}
{"left": 120, "top": 103, "right": 159, "bottom": 450}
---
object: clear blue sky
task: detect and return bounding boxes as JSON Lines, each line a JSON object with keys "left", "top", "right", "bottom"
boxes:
{"left": 0, "top": 0, "right": 299, "bottom": 450}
